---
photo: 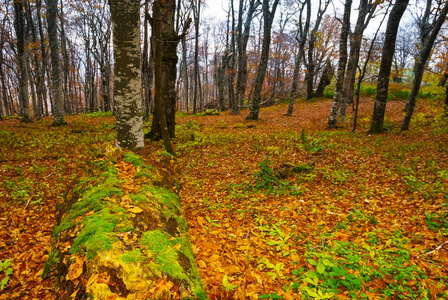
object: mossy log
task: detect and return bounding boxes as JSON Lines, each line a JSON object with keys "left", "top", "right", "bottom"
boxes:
{"left": 43, "top": 151, "right": 207, "bottom": 300}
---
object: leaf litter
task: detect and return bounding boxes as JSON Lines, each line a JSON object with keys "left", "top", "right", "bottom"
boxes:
{"left": 0, "top": 98, "right": 447, "bottom": 299}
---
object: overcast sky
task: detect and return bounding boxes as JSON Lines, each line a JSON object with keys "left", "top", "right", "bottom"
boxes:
{"left": 202, "top": 0, "right": 418, "bottom": 37}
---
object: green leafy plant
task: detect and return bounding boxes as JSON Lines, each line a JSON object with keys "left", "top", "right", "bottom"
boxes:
{"left": 300, "top": 130, "right": 325, "bottom": 154}
{"left": 0, "top": 259, "right": 13, "bottom": 290}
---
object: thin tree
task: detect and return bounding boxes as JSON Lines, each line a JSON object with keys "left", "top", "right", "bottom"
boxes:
{"left": 110, "top": 0, "right": 144, "bottom": 149}
{"left": 286, "top": 0, "right": 310, "bottom": 116}
{"left": 353, "top": 3, "right": 390, "bottom": 132}
{"left": 305, "top": 0, "right": 331, "bottom": 100}
{"left": 327, "top": 0, "right": 352, "bottom": 127}
{"left": 153, "top": 0, "right": 174, "bottom": 154}
{"left": 401, "top": 0, "right": 448, "bottom": 130}
{"left": 340, "top": 0, "right": 377, "bottom": 121}
{"left": 235, "top": 0, "right": 260, "bottom": 109}
{"left": 369, "top": 0, "right": 409, "bottom": 134}
{"left": 246, "top": 0, "right": 280, "bottom": 120}
{"left": 14, "top": 0, "right": 32, "bottom": 122}
{"left": 47, "top": 0, "right": 67, "bottom": 125}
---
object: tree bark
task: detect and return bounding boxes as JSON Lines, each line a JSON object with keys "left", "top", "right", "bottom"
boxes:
{"left": 147, "top": 0, "right": 184, "bottom": 140}
{"left": 235, "top": 0, "right": 259, "bottom": 110}
{"left": 305, "top": 0, "right": 331, "bottom": 100}
{"left": 14, "top": 0, "right": 32, "bottom": 122}
{"left": 111, "top": 0, "right": 144, "bottom": 149}
{"left": 369, "top": 0, "right": 409, "bottom": 134}
{"left": 36, "top": 0, "right": 49, "bottom": 116}
{"left": 401, "top": 1, "right": 448, "bottom": 130}
{"left": 340, "top": 0, "right": 376, "bottom": 121}
{"left": 43, "top": 153, "right": 207, "bottom": 300}
{"left": 47, "top": 0, "right": 67, "bottom": 125}
{"left": 315, "top": 59, "right": 334, "bottom": 98}
{"left": 327, "top": 0, "right": 352, "bottom": 128}
{"left": 246, "top": 0, "right": 280, "bottom": 120}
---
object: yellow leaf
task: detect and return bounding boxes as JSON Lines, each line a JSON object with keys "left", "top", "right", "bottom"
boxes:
{"left": 370, "top": 250, "right": 375, "bottom": 258}
{"left": 126, "top": 205, "right": 143, "bottom": 213}
{"left": 173, "top": 243, "right": 182, "bottom": 250}
{"left": 197, "top": 260, "right": 206, "bottom": 268}
{"left": 87, "top": 273, "right": 99, "bottom": 287}
{"left": 66, "top": 256, "right": 84, "bottom": 281}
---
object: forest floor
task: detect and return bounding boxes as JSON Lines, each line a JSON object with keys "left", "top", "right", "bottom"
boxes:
{"left": 0, "top": 97, "right": 447, "bottom": 300}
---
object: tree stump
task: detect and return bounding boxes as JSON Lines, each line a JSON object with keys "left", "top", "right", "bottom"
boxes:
{"left": 43, "top": 151, "right": 207, "bottom": 300}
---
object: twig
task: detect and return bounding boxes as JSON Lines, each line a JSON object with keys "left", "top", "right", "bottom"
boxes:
{"left": 24, "top": 195, "right": 35, "bottom": 210}
{"left": 418, "top": 241, "right": 448, "bottom": 258}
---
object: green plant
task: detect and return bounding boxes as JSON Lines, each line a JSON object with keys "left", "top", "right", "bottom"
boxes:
{"left": 259, "top": 292, "right": 283, "bottom": 299}
{"left": 254, "top": 159, "right": 278, "bottom": 191}
{"left": 300, "top": 130, "right": 325, "bottom": 154}
{"left": 0, "top": 259, "right": 13, "bottom": 290}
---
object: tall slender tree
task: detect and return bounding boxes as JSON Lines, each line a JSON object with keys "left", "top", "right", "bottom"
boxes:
{"left": 110, "top": 0, "right": 144, "bottom": 149}
{"left": 286, "top": 0, "right": 311, "bottom": 116}
{"left": 402, "top": 0, "right": 448, "bottom": 130}
{"left": 47, "top": 0, "right": 67, "bottom": 125}
{"left": 370, "top": 0, "right": 409, "bottom": 134}
{"left": 246, "top": 0, "right": 280, "bottom": 120}
{"left": 14, "top": 0, "right": 32, "bottom": 122}
{"left": 235, "top": 0, "right": 259, "bottom": 110}
{"left": 305, "top": 0, "right": 331, "bottom": 100}
{"left": 327, "top": 0, "right": 352, "bottom": 128}
{"left": 340, "top": 0, "right": 377, "bottom": 121}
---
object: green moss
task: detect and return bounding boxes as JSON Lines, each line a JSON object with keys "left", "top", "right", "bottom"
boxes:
{"left": 42, "top": 250, "right": 59, "bottom": 278}
{"left": 124, "top": 152, "right": 145, "bottom": 167}
{"left": 120, "top": 249, "right": 143, "bottom": 264}
{"left": 155, "top": 187, "right": 188, "bottom": 232}
{"left": 134, "top": 170, "right": 154, "bottom": 179}
{"left": 141, "top": 230, "right": 206, "bottom": 299}
{"left": 130, "top": 193, "right": 148, "bottom": 203}
{"left": 70, "top": 208, "right": 120, "bottom": 260}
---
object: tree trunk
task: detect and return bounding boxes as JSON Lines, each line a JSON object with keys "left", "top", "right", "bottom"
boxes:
{"left": 227, "top": 0, "right": 237, "bottom": 114}
{"left": 147, "top": 0, "right": 183, "bottom": 140}
{"left": 25, "top": 0, "right": 44, "bottom": 120}
{"left": 43, "top": 153, "right": 207, "bottom": 300}
{"left": 246, "top": 0, "right": 279, "bottom": 120}
{"left": 305, "top": 0, "right": 331, "bottom": 100}
{"left": 369, "top": 0, "right": 409, "bottom": 134}
{"left": 315, "top": 59, "right": 334, "bottom": 98}
{"left": 340, "top": 0, "right": 376, "bottom": 121}
{"left": 401, "top": 1, "right": 448, "bottom": 130}
{"left": 111, "top": 0, "right": 144, "bottom": 149}
{"left": 235, "top": 0, "right": 258, "bottom": 109}
{"left": 47, "top": 0, "right": 67, "bottom": 125}
{"left": 14, "top": 1, "right": 32, "bottom": 122}
{"left": 36, "top": 0, "right": 48, "bottom": 117}
{"left": 181, "top": 37, "right": 189, "bottom": 112}
{"left": 327, "top": 0, "right": 352, "bottom": 128}
{"left": 153, "top": 0, "right": 174, "bottom": 155}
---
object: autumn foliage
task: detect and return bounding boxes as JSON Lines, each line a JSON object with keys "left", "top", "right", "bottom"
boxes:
{"left": 1, "top": 96, "right": 447, "bottom": 299}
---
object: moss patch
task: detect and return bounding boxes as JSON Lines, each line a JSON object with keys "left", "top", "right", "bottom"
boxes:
{"left": 120, "top": 249, "right": 143, "bottom": 264}
{"left": 47, "top": 153, "right": 208, "bottom": 299}
{"left": 124, "top": 152, "right": 145, "bottom": 167}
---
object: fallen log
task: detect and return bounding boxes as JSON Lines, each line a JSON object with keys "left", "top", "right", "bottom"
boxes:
{"left": 43, "top": 151, "right": 207, "bottom": 300}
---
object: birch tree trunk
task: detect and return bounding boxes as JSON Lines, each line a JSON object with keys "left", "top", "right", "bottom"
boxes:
{"left": 111, "top": 0, "right": 144, "bottom": 149}
{"left": 327, "top": 0, "right": 352, "bottom": 128}
{"left": 47, "top": 0, "right": 67, "bottom": 125}
{"left": 369, "top": 0, "right": 409, "bottom": 134}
